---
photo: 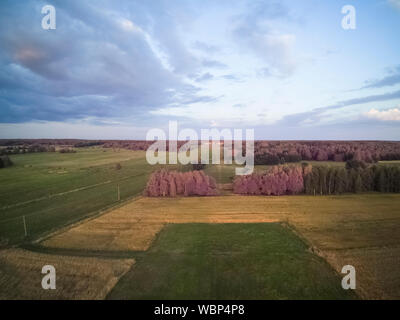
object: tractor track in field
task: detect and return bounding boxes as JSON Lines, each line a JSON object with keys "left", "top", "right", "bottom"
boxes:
{"left": 0, "top": 172, "right": 147, "bottom": 215}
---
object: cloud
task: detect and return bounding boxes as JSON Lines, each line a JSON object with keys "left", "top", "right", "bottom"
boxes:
{"left": 222, "top": 74, "right": 243, "bottom": 82}
{"left": 192, "top": 41, "right": 220, "bottom": 54}
{"left": 0, "top": 0, "right": 212, "bottom": 124}
{"left": 365, "top": 108, "right": 400, "bottom": 121}
{"left": 388, "top": 0, "right": 400, "bottom": 10}
{"left": 231, "top": 1, "right": 296, "bottom": 77}
{"left": 195, "top": 72, "right": 214, "bottom": 82}
{"left": 233, "top": 103, "right": 245, "bottom": 108}
{"left": 118, "top": 18, "right": 143, "bottom": 33}
{"left": 201, "top": 59, "right": 227, "bottom": 69}
{"left": 362, "top": 65, "right": 400, "bottom": 89}
{"left": 279, "top": 89, "right": 400, "bottom": 125}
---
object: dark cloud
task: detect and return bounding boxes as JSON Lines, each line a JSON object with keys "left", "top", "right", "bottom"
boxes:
{"left": 362, "top": 65, "right": 400, "bottom": 89}
{"left": 0, "top": 0, "right": 214, "bottom": 123}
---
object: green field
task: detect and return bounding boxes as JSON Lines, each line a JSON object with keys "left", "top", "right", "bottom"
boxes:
{"left": 108, "top": 223, "right": 356, "bottom": 300}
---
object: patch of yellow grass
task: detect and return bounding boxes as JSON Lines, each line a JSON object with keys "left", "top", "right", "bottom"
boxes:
{"left": 42, "top": 196, "right": 289, "bottom": 251}
{"left": 321, "top": 246, "right": 400, "bottom": 300}
{"left": 0, "top": 248, "right": 134, "bottom": 300}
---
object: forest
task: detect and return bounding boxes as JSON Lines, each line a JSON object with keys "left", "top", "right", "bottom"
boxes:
{"left": 2, "top": 139, "right": 399, "bottom": 163}
{"left": 252, "top": 141, "right": 400, "bottom": 164}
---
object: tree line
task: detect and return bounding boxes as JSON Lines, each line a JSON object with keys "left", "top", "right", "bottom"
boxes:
{"left": 252, "top": 141, "right": 400, "bottom": 164}
{"left": 304, "top": 162, "right": 400, "bottom": 195}
{"left": 144, "top": 169, "right": 218, "bottom": 197}
{"left": 0, "top": 144, "right": 56, "bottom": 155}
{"left": 233, "top": 161, "right": 400, "bottom": 196}
{"left": 233, "top": 165, "right": 308, "bottom": 196}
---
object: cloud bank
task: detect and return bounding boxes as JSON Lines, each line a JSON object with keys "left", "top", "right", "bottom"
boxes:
{"left": 365, "top": 108, "right": 400, "bottom": 122}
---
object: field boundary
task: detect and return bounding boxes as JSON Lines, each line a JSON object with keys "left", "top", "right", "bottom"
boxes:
{"left": 0, "top": 172, "right": 147, "bottom": 213}
{"left": 31, "top": 194, "right": 143, "bottom": 245}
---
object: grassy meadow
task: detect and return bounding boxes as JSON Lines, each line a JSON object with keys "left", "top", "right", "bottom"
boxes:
{"left": 0, "top": 148, "right": 155, "bottom": 244}
{"left": 108, "top": 223, "right": 357, "bottom": 300}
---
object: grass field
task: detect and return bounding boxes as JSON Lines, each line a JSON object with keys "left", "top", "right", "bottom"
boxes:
{"left": 108, "top": 223, "right": 356, "bottom": 300}
{"left": 0, "top": 148, "right": 159, "bottom": 244}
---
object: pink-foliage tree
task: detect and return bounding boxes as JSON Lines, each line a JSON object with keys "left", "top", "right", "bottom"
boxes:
{"left": 144, "top": 170, "right": 218, "bottom": 197}
{"left": 233, "top": 165, "right": 307, "bottom": 196}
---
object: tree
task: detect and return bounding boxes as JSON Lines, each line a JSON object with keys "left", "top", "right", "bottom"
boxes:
{"left": 326, "top": 168, "right": 335, "bottom": 195}
{"left": 346, "top": 160, "right": 366, "bottom": 170}
{"left": 361, "top": 167, "right": 374, "bottom": 191}
{"left": 376, "top": 167, "right": 386, "bottom": 192}
{"left": 334, "top": 168, "right": 348, "bottom": 194}
{"left": 318, "top": 167, "right": 328, "bottom": 195}
{"left": 349, "top": 169, "right": 362, "bottom": 193}
{"left": 283, "top": 153, "right": 302, "bottom": 163}
{"left": 192, "top": 163, "right": 206, "bottom": 171}
{"left": 254, "top": 153, "right": 280, "bottom": 165}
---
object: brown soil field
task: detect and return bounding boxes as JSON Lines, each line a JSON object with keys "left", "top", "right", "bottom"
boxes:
{"left": 41, "top": 194, "right": 400, "bottom": 299}
{"left": 0, "top": 248, "right": 134, "bottom": 300}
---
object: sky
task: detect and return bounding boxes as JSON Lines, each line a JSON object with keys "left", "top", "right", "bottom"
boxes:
{"left": 0, "top": 0, "right": 399, "bottom": 140}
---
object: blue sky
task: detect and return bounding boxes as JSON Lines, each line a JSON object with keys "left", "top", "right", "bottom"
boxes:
{"left": 0, "top": 0, "right": 399, "bottom": 139}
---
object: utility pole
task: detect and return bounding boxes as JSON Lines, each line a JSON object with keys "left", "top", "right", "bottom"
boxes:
{"left": 23, "top": 215, "right": 27, "bottom": 237}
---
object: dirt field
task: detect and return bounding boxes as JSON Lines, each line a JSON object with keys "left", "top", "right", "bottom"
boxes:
{"left": 41, "top": 194, "right": 400, "bottom": 299}
{"left": 0, "top": 248, "right": 134, "bottom": 299}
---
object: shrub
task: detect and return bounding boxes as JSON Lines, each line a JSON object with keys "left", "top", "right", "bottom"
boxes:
{"left": 254, "top": 153, "right": 280, "bottom": 165}
{"left": 282, "top": 153, "right": 302, "bottom": 163}
{"left": 192, "top": 163, "right": 206, "bottom": 171}
{"left": 74, "top": 141, "right": 104, "bottom": 147}
{"left": 59, "top": 148, "right": 76, "bottom": 153}
{"left": 345, "top": 159, "right": 367, "bottom": 170}
{"left": 0, "top": 155, "right": 13, "bottom": 168}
